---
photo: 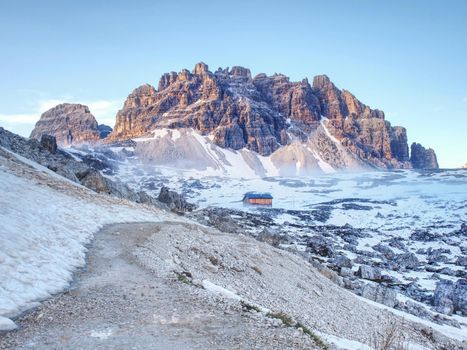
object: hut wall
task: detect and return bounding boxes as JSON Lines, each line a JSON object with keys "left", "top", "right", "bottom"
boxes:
{"left": 245, "top": 198, "right": 272, "bottom": 205}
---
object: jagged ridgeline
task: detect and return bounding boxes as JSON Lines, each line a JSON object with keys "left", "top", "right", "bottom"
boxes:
{"left": 30, "top": 62, "right": 439, "bottom": 170}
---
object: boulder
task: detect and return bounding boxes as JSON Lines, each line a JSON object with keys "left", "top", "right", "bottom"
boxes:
{"left": 356, "top": 265, "right": 382, "bottom": 281}
{"left": 256, "top": 228, "right": 284, "bottom": 247}
{"left": 372, "top": 243, "right": 395, "bottom": 259}
{"left": 400, "top": 300, "right": 433, "bottom": 320}
{"left": 456, "top": 256, "right": 467, "bottom": 266}
{"left": 433, "top": 279, "right": 467, "bottom": 315}
{"left": 340, "top": 267, "right": 354, "bottom": 278}
{"left": 40, "top": 134, "right": 57, "bottom": 154}
{"left": 158, "top": 186, "right": 196, "bottom": 213}
{"left": 330, "top": 255, "right": 352, "bottom": 269}
{"left": 410, "top": 230, "right": 437, "bottom": 242}
{"left": 394, "top": 252, "right": 419, "bottom": 270}
{"left": 427, "top": 248, "right": 451, "bottom": 264}
{"left": 306, "top": 236, "right": 336, "bottom": 257}
{"left": 388, "top": 237, "right": 407, "bottom": 250}
{"left": 79, "top": 170, "right": 112, "bottom": 194}
{"left": 360, "top": 283, "right": 397, "bottom": 307}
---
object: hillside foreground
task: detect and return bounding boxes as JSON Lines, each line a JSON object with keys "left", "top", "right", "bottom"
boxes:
{"left": 0, "top": 146, "right": 465, "bottom": 349}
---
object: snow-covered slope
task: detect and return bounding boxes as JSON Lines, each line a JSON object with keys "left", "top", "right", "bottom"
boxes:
{"left": 133, "top": 128, "right": 277, "bottom": 177}
{"left": 0, "top": 147, "right": 171, "bottom": 329}
{"left": 105, "top": 142, "right": 466, "bottom": 331}
{"left": 129, "top": 123, "right": 363, "bottom": 178}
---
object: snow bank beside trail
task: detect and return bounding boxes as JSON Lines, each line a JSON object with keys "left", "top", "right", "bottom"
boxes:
{"left": 317, "top": 330, "right": 430, "bottom": 350}
{"left": 201, "top": 280, "right": 270, "bottom": 314}
{"left": 354, "top": 294, "right": 467, "bottom": 342}
{"left": 202, "top": 280, "right": 242, "bottom": 301}
{"left": 316, "top": 331, "right": 372, "bottom": 350}
{"left": 0, "top": 316, "right": 17, "bottom": 331}
{"left": 0, "top": 163, "right": 165, "bottom": 327}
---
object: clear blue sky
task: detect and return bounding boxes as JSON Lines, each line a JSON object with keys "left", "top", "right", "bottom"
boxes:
{"left": 1, "top": 0, "right": 466, "bottom": 168}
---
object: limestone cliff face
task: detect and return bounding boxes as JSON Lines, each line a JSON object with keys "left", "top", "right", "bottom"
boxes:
{"left": 312, "top": 75, "right": 409, "bottom": 168}
{"left": 30, "top": 104, "right": 100, "bottom": 147}
{"left": 107, "top": 63, "right": 437, "bottom": 169}
{"left": 109, "top": 63, "right": 287, "bottom": 155}
{"left": 410, "top": 143, "right": 439, "bottom": 169}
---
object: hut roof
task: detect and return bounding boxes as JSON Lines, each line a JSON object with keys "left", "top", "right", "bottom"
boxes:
{"left": 243, "top": 192, "right": 273, "bottom": 200}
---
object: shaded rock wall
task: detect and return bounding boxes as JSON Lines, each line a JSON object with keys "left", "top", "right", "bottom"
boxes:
{"left": 411, "top": 143, "right": 439, "bottom": 169}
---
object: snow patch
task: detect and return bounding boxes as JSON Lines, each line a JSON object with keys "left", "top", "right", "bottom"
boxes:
{"left": 321, "top": 117, "right": 341, "bottom": 144}
{"left": 317, "top": 331, "right": 372, "bottom": 350}
{"left": 0, "top": 316, "right": 17, "bottom": 331}
{"left": 0, "top": 155, "right": 167, "bottom": 322}
{"left": 355, "top": 294, "right": 467, "bottom": 341}
{"left": 202, "top": 280, "right": 242, "bottom": 301}
{"left": 202, "top": 280, "right": 270, "bottom": 313}
{"left": 90, "top": 328, "right": 113, "bottom": 340}
{"left": 308, "top": 147, "right": 335, "bottom": 173}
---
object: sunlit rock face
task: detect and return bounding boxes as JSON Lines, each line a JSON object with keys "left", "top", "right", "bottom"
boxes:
{"left": 107, "top": 62, "right": 437, "bottom": 169}
{"left": 30, "top": 103, "right": 100, "bottom": 147}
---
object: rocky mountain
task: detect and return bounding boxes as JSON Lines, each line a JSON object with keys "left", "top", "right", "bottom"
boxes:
{"left": 410, "top": 142, "right": 439, "bottom": 169}
{"left": 30, "top": 103, "right": 110, "bottom": 147}
{"left": 107, "top": 62, "right": 436, "bottom": 169}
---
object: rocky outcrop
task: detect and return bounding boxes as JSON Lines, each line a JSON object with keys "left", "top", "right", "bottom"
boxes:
{"left": 40, "top": 134, "right": 58, "bottom": 154}
{"left": 188, "top": 204, "right": 466, "bottom": 328}
{"left": 158, "top": 186, "right": 196, "bottom": 212}
{"left": 30, "top": 103, "right": 101, "bottom": 147}
{"left": 98, "top": 124, "right": 113, "bottom": 139}
{"left": 394, "top": 252, "right": 419, "bottom": 270}
{"left": 410, "top": 143, "right": 439, "bottom": 169}
{"left": 0, "top": 127, "right": 163, "bottom": 208}
{"left": 357, "top": 265, "right": 382, "bottom": 281}
{"left": 107, "top": 63, "right": 432, "bottom": 169}
{"left": 433, "top": 279, "right": 467, "bottom": 315}
{"left": 359, "top": 282, "right": 397, "bottom": 307}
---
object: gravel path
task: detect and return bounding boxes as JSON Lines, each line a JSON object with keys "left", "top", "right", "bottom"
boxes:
{"left": 1, "top": 221, "right": 464, "bottom": 350}
{"left": 0, "top": 223, "right": 317, "bottom": 350}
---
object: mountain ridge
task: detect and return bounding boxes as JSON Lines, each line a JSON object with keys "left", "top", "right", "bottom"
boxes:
{"left": 29, "top": 62, "right": 439, "bottom": 170}
{"left": 107, "top": 62, "right": 436, "bottom": 169}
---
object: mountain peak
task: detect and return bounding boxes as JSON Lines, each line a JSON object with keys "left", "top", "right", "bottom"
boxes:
{"left": 99, "top": 62, "right": 438, "bottom": 169}
{"left": 410, "top": 143, "right": 439, "bottom": 169}
{"left": 312, "top": 74, "right": 333, "bottom": 89}
{"left": 229, "top": 66, "right": 251, "bottom": 79}
{"left": 193, "top": 62, "right": 210, "bottom": 75}
{"left": 30, "top": 103, "right": 100, "bottom": 147}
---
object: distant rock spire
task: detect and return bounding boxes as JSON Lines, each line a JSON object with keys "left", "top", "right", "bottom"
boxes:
{"left": 30, "top": 103, "right": 101, "bottom": 147}
{"left": 410, "top": 143, "right": 439, "bottom": 169}
{"left": 193, "top": 62, "right": 209, "bottom": 75}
